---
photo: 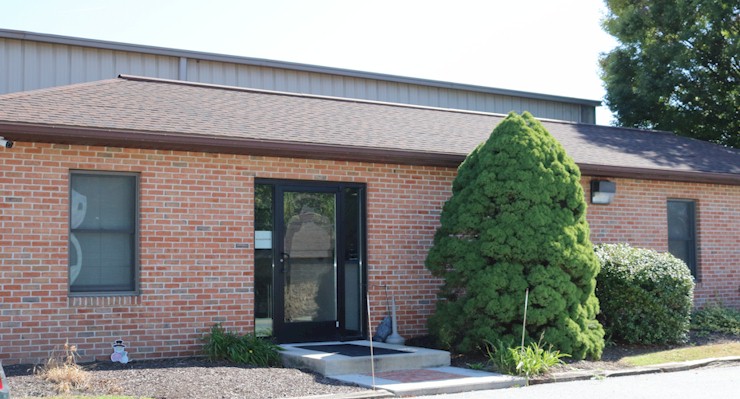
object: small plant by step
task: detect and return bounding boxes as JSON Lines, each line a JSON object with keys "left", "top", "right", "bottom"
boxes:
{"left": 35, "top": 342, "right": 90, "bottom": 393}
{"left": 202, "top": 324, "right": 282, "bottom": 367}
{"left": 511, "top": 340, "right": 569, "bottom": 382}
{"left": 484, "top": 338, "right": 518, "bottom": 375}
{"left": 485, "top": 337, "right": 569, "bottom": 384}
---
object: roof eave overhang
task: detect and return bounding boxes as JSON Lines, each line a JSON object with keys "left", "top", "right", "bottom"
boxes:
{"left": 579, "top": 163, "right": 740, "bottom": 186}
{"left": 2, "top": 123, "right": 738, "bottom": 185}
{"left": 0, "top": 122, "right": 464, "bottom": 168}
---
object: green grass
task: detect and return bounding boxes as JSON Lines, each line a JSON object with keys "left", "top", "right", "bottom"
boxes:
{"left": 622, "top": 342, "right": 740, "bottom": 366}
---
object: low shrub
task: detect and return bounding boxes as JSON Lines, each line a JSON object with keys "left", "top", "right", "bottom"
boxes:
{"left": 691, "top": 304, "right": 740, "bottom": 336}
{"left": 595, "top": 244, "right": 695, "bottom": 344}
{"left": 202, "top": 324, "right": 240, "bottom": 360}
{"left": 202, "top": 324, "right": 282, "bottom": 367}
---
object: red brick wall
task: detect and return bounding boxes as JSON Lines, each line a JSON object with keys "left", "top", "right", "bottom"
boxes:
{"left": 1, "top": 142, "right": 737, "bottom": 364}
{"left": 0, "top": 142, "right": 453, "bottom": 364}
{"left": 583, "top": 176, "right": 740, "bottom": 309}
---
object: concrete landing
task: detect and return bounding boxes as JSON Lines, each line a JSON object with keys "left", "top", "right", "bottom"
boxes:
{"left": 331, "top": 366, "right": 524, "bottom": 396}
{"left": 280, "top": 340, "right": 450, "bottom": 376}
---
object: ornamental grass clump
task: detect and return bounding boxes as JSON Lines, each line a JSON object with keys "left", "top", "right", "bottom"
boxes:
{"left": 202, "top": 324, "right": 282, "bottom": 367}
{"left": 595, "top": 244, "right": 695, "bottom": 344}
{"left": 426, "top": 112, "right": 604, "bottom": 360}
{"left": 485, "top": 338, "right": 569, "bottom": 384}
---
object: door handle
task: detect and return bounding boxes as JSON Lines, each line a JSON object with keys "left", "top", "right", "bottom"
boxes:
{"left": 279, "top": 252, "right": 290, "bottom": 272}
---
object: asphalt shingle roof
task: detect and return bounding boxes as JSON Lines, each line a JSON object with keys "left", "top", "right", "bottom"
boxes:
{"left": 0, "top": 76, "right": 737, "bottom": 183}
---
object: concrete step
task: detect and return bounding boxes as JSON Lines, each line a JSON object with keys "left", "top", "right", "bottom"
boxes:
{"left": 332, "top": 366, "right": 524, "bottom": 397}
{"left": 280, "top": 340, "right": 450, "bottom": 376}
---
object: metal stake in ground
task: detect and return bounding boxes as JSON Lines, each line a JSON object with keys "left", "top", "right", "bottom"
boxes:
{"left": 521, "top": 288, "right": 529, "bottom": 348}
{"left": 366, "top": 292, "right": 376, "bottom": 389}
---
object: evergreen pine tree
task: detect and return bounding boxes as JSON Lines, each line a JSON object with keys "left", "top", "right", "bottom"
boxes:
{"left": 426, "top": 112, "right": 604, "bottom": 360}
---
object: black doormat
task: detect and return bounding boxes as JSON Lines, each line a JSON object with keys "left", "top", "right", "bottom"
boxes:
{"left": 295, "top": 344, "right": 410, "bottom": 357}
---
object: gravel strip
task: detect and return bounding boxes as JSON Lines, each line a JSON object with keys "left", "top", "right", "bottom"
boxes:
{"left": 5, "top": 357, "right": 369, "bottom": 399}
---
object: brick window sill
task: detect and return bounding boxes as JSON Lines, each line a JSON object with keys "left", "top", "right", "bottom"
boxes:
{"left": 68, "top": 295, "right": 141, "bottom": 307}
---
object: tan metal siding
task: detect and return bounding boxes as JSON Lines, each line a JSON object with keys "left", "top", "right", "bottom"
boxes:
{"left": 0, "top": 37, "right": 591, "bottom": 122}
{"left": 167, "top": 59, "right": 588, "bottom": 121}
{"left": 0, "top": 38, "right": 179, "bottom": 93}
{"left": 0, "top": 38, "right": 23, "bottom": 93}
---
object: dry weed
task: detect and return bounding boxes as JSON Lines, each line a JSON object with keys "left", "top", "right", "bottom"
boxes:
{"left": 35, "top": 342, "right": 90, "bottom": 393}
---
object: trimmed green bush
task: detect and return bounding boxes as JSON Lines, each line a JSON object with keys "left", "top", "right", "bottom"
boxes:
{"left": 595, "top": 244, "right": 695, "bottom": 344}
{"left": 202, "top": 324, "right": 282, "bottom": 367}
{"left": 426, "top": 112, "right": 604, "bottom": 360}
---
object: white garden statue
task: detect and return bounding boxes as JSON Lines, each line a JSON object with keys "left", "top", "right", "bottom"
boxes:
{"left": 111, "top": 340, "right": 129, "bottom": 364}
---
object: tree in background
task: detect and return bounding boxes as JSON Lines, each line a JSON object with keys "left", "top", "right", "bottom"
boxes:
{"left": 426, "top": 112, "right": 604, "bottom": 360}
{"left": 600, "top": 0, "right": 739, "bottom": 148}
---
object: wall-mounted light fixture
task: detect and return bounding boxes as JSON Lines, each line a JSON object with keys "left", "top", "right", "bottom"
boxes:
{"left": 591, "top": 180, "right": 616, "bottom": 204}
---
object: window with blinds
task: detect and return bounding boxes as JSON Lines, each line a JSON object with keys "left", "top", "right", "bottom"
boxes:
{"left": 69, "top": 172, "right": 138, "bottom": 294}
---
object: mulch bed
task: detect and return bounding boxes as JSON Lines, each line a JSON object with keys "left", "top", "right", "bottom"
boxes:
{"left": 4, "top": 357, "right": 368, "bottom": 399}
{"left": 5, "top": 333, "right": 737, "bottom": 398}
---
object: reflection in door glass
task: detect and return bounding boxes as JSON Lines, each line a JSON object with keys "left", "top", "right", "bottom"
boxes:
{"left": 283, "top": 192, "right": 337, "bottom": 323}
{"left": 343, "top": 187, "right": 362, "bottom": 332}
{"left": 254, "top": 184, "right": 274, "bottom": 336}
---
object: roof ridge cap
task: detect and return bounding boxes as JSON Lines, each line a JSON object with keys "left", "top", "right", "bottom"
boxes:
{"left": 118, "top": 74, "right": 517, "bottom": 118}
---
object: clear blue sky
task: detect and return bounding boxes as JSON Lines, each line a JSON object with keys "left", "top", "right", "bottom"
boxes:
{"left": 0, "top": 0, "right": 618, "bottom": 124}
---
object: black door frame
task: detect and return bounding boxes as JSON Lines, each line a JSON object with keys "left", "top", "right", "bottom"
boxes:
{"left": 256, "top": 179, "right": 367, "bottom": 343}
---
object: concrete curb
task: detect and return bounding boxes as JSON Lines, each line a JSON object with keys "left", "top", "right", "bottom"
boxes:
{"left": 286, "top": 390, "right": 394, "bottom": 399}
{"left": 531, "top": 356, "right": 740, "bottom": 385}
{"left": 290, "top": 356, "right": 740, "bottom": 398}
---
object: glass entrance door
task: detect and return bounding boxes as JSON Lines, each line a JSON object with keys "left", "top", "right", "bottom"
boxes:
{"left": 275, "top": 188, "right": 337, "bottom": 341}
{"left": 255, "top": 181, "right": 365, "bottom": 343}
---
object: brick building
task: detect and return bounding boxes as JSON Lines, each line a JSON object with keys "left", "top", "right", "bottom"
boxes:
{"left": 0, "top": 75, "right": 737, "bottom": 364}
